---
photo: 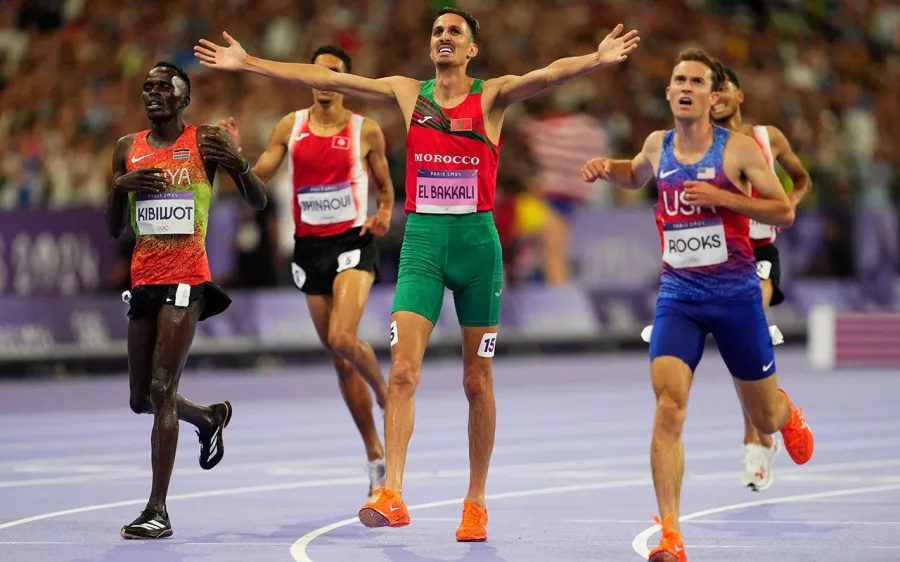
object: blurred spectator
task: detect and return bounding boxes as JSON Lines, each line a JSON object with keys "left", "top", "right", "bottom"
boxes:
{"left": 0, "top": 0, "right": 896, "bottom": 287}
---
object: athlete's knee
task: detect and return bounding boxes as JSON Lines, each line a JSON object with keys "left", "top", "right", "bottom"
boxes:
{"left": 650, "top": 358, "right": 690, "bottom": 436}
{"left": 389, "top": 359, "right": 420, "bottom": 394}
{"left": 129, "top": 394, "right": 152, "bottom": 415}
{"left": 327, "top": 328, "right": 358, "bottom": 360}
{"left": 148, "top": 372, "right": 177, "bottom": 405}
{"left": 462, "top": 363, "right": 493, "bottom": 402}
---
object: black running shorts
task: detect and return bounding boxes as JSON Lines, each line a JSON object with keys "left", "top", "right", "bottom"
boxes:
{"left": 291, "top": 227, "right": 380, "bottom": 296}
{"left": 753, "top": 243, "right": 784, "bottom": 307}
{"left": 126, "top": 282, "right": 231, "bottom": 322}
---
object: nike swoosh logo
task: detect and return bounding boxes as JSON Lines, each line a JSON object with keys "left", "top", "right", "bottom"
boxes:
{"left": 295, "top": 133, "right": 310, "bottom": 141}
{"left": 660, "top": 169, "right": 678, "bottom": 178}
{"left": 131, "top": 154, "right": 152, "bottom": 163}
{"left": 390, "top": 505, "right": 403, "bottom": 512}
{"left": 417, "top": 116, "right": 433, "bottom": 124}
{"left": 762, "top": 360, "right": 774, "bottom": 372}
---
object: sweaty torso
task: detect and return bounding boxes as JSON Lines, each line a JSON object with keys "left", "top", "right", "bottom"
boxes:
{"left": 126, "top": 125, "right": 213, "bottom": 288}
{"left": 653, "top": 125, "right": 760, "bottom": 302}
{"left": 286, "top": 109, "right": 371, "bottom": 237}
{"left": 404, "top": 78, "right": 502, "bottom": 214}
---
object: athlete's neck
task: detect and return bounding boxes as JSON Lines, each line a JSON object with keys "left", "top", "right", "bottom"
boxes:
{"left": 674, "top": 119, "right": 714, "bottom": 153}
{"left": 310, "top": 102, "right": 348, "bottom": 126}
{"left": 148, "top": 117, "right": 185, "bottom": 146}
{"left": 433, "top": 65, "right": 472, "bottom": 105}
{"left": 714, "top": 110, "right": 743, "bottom": 133}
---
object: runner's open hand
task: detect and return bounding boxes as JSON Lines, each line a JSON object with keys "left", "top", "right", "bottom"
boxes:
{"left": 596, "top": 24, "right": 641, "bottom": 67}
{"left": 195, "top": 32, "right": 247, "bottom": 72}
{"left": 361, "top": 209, "right": 391, "bottom": 237}
{"left": 116, "top": 168, "right": 166, "bottom": 193}
{"left": 199, "top": 128, "right": 248, "bottom": 173}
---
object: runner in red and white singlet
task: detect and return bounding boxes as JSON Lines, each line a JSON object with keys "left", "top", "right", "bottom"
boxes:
{"left": 710, "top": 66, "right": 812, "bottom": 493}
{"left": 196, "top": 8, "right": 639, "bottom": 540}
{"left": 106, "top": 62, "right": 266, "bottom": 540}
{"left": 220, "top": 46, "right": 392, "bottom": 498}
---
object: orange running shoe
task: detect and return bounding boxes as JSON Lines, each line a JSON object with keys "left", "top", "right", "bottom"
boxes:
{"left": 455, "top": 501, "right": 487, "bottom": 542}
{"left": 647, "top": 514, "right": 686, "bottom": 562}
{"left": 358, "top": 488, "right": 410, "bottom": 528}
{"left": 778, "top": 389, "right": 814, "bottom": 465}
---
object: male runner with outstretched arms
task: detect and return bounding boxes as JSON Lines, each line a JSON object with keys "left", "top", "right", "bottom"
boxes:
{"left": 105, "top": 61, "right": 266, "bottom": 539}
{"left": 582, "top": 50, "right": 814, "bottom": 561}
{"left": 219, "top": 45, "right": 392, "bottom": 497}
{"left": 195, "top": 8, "right": 638, "bottom": 541}
{"left": 642, "top": 67, "right": 813, "bottom": 494}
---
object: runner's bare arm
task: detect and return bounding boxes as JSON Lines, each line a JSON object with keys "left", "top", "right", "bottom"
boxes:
{"left": 688, "top": 134, "right": 794, "bottom": 227}
{"left": 194, "top": 32, "right": 417, "bottom": 106}
{"left": 361, "top": 118, "right": 394, "bottom": 236}
{"left": 250, "top": 114, "right": 294, "bottom": 183}
{"left": 105, "top": 136, "right": 134, "bottom": 238}
{"left": 768, "top": 126, "right": 812, "bottom": 207}
{"left": 364, "top": 118, "right": 394, "bottom": 215}
{"left": 583, "top": 131, "right": 662, "bottom": 189}
{"left": 487, "top": 24, "right": 639, "bottom": 110}
{"left": 197, "top": 125, "right": 267, "bottom": 210}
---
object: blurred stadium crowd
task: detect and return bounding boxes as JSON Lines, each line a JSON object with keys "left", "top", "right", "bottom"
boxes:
{"left": 1, "top": 0, "right": 898, "bottom": 286}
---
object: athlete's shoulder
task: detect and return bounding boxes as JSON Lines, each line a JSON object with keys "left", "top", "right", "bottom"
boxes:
{"left": 642, "top": 130, "right": 667, "bottom": 151}
{"left": 113, "top": 133, "right": 139, "bottom": 162}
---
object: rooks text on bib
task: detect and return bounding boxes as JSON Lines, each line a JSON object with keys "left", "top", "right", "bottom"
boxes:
{"left": 416, "top": 169, "right": 477, "bottom": 214}
{"left": 662, "top": 217, "right": 728, "bottom": 269}
{"left": 135, "top": 191, "right": 196, "bottom": 236}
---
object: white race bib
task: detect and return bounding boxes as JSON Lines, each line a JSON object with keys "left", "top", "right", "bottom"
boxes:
{"left": 662, "top": 217, "right": 728, "bottom": 269}
{"left": 135, "top": 191, "right": 195, "bottom": 236}
{"left": 749, "top": 219, "right": 776, "bottom": 240}
{"left": 415, "top": 169, "right": 478, "bottom": 214}
{"left": 297, "top": 182, "right": 357, "bottom": 225}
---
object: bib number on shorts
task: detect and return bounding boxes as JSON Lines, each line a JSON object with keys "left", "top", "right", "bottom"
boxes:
{"left": 297, "top": 182, "right": 357, "bottom": 225}
{"left": 415, "top": 169, "right": 478, "bottom": 214}
{"left": 749, "top": 219, "right": 776, "bottom": 240}
{"left": 135, "top": 191, "right": 195, "bottom": 236}
{"left": 662, "top": 217, "right": 728, "bottom": 269}
{"left": 336, "top": 249, "right": 361, "bottom": 273}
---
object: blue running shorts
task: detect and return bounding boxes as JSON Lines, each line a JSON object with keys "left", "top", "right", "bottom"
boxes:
{"left": 649, "top": 297, "right": 776, "bottom": 381}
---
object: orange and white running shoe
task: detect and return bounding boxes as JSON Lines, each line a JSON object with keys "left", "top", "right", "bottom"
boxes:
{"left": 455, "top": 501, "right": 487, "bottom": 542}
{"left": 778, "top": 389, "right": 814, "bottom": 465}
{"left": 358, "top": 488, "right": 410, "bottom": 528}
{"left": 648, "top": 514, "right": 686, "bottom": 561}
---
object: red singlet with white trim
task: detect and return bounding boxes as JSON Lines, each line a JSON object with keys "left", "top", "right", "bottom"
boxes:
{"left": 287, "top": 109, "right": 369, "bottom": 237}
{"left": 748, "top": 125, "right": 779, "bottom": 248}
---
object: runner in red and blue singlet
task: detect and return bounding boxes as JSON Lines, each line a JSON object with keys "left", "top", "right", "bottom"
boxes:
{"left": 582, "top": 49, "right": 813, "bottom": 561}
{"left": 195, "top": 8, "right": 639, "bottom": 541}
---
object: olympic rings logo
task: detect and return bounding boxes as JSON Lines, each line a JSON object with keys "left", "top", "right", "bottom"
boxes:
{"left": 156, "top": 225, "right": 170, "bottom": 233}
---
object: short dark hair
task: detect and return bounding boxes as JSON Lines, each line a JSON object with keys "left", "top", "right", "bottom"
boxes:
{"left": 151, "top": 61, "right": 191, "bottom": 96}
{"left": 311, "top": 45, "right": 352, "bottom": 73}
{"left": 436, "top": 7, "right": 479, "bottom": 42}
{"left": 723, "top": 67, "right": 741, "bottom": 90}
{"left": 674, "top": 49, "right": 725, "bottom": 92}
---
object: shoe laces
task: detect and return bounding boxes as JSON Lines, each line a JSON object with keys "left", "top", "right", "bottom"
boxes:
{"left": 461, "top": 502, "right": 487, "bottom": 527}
{"left": 652, "top": 513, "right": 680, "bottom": 549}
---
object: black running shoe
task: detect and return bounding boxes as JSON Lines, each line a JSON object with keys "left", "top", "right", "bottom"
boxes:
{"left": 197, "top": 401, "right": 232, "bottom": 470}
{"left": 120, "top": 508, "right": 172, "bottom": 540}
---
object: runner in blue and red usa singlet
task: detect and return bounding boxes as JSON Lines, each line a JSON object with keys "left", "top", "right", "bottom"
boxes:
{"left": 581, "top": 49, "right": 813, "bottom": 561}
